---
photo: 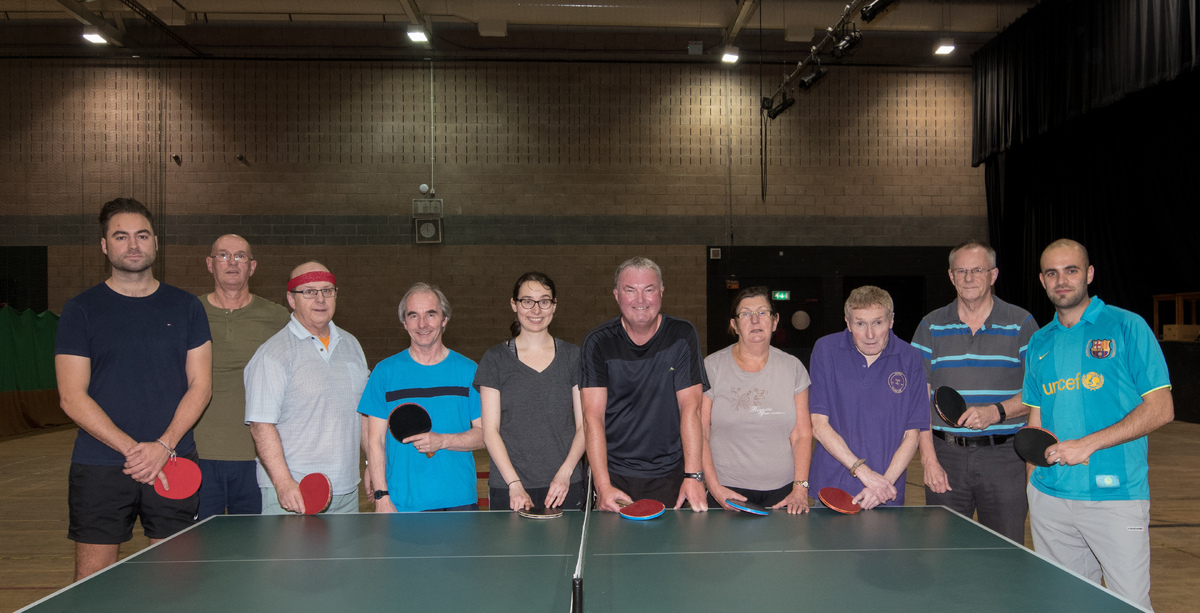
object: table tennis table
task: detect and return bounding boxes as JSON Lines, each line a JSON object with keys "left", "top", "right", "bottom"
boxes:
{"left": 18, "top": 506, "right": 1145, "bottom": 612}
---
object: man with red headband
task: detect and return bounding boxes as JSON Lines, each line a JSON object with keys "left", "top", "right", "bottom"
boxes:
{"left": 244, "top": 261, "right": 370, "bottom": 514}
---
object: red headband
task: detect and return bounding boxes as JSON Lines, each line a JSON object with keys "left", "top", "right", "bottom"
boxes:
{"left": 288, "top": 271, "right": 337, "bottom": 291}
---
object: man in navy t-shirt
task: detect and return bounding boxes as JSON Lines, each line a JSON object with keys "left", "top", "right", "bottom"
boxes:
{"left": 581, "top": 257, "right": 710, "bottom": 512}
{"left": 54, "top": 198, "right": 212, "bottom": 580}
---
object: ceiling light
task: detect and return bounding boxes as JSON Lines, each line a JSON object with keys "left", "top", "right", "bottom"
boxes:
{"left": 721, "top": 46, "right": 739, "bottom": 63}
{"left": 934, "top": 39, "right": 956, "bottom": 55}
{"left": 407, "top": 25, "right": 428, "bottom": 43}
{"left": 83, "top": 32, "right": 107, "bottom": 44}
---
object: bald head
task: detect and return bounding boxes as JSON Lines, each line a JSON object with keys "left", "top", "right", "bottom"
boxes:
{"left": 1040, "top": 239, "right": 1089, "bottom": 272}
{"left": 290, "top": 261, "right": 330, "bottom": 280}
{"left": 211, "top": 234, "right": 252, "bottom": 259}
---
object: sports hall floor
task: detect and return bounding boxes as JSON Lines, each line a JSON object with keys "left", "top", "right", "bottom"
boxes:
{"left": 2, "top": 422, "right": 1197, "bottom": 613}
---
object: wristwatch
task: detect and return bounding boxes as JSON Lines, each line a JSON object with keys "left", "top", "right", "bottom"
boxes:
{"left": 793, "top": 480, "right": 809, "bottom": 489}
{"left": 683, "top": 471, "right": 704, "bottom": 483}
{"left": 372, "top": 490, "right": 389, "bottom": 500}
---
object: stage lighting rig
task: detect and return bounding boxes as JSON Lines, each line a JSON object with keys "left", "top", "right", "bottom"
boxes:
{"left": 861, "top": 0, "right": 900, "bottom": 23}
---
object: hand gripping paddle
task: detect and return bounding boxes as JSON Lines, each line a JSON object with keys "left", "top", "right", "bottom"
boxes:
{"left": 818, "top": 487, "right": 861, "bottom": 515}
{"left": 299, "top": 473, "right": 333, "bottom": 515}
{"left": 617, "top": 499, "right": 665, "bottom": 520}
{"left": 725, "top": 499, "right": 769, "bottom": 516}
{"left": 518, "top": 505, "right": 563, "bottom": 519}
{"left": 388, "top": 402, "right": 435, "bottom": 458}
{"left": 934, "top": 386, "right": 968, "bottom": 426}
{"left": 1014, "top": 427, "right": 1060, "bottom": 467}
{"left": 154, "top": 456, "right": 202, "bottom": 499}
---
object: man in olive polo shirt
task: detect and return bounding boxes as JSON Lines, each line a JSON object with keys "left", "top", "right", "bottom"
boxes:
{"left": 193, "top": 234, "right": 289, "bottom": 518}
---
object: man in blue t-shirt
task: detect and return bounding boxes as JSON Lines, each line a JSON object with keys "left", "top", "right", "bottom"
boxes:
{"left": 581, "top": 257, "right": 710, "bottom": 513}
{"left": 54, "top": 198, "right": 212, "bottom": 580}
{"left": 359, "top": 283, "right": 483, "bottom": 512}
{"left": 1022, "top": 239, "right": 1173, "bottom": 610}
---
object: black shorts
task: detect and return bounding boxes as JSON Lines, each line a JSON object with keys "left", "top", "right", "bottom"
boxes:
{"left": 68, "top": 451, "right": 200, "bottom": 544}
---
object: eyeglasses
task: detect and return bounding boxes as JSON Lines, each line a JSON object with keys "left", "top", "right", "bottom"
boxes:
{"left": 289, "top": 287, "right": 338, "bottom": 299}
{"left": 736, "top": 309, "right": 773, "bottom": 320}
{"left": 952, "top": 267, "right": 994, "bottom": 279}
{"left": 211, "top": 251, "right": 252, "bottom": 263}
{"left": 517, "top": 298, "right": 556, "bottom": 309}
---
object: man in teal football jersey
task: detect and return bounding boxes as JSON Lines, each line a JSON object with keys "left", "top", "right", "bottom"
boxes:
{"left": 1022, "top": 239, "right": 1173, "bottom": 610}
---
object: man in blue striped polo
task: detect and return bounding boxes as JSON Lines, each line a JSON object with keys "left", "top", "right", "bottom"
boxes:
{"left": 911, "top": 240, "right": 1039, "bottom": 542}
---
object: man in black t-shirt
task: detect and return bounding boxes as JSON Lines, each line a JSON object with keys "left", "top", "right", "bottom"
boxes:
{"left": 55, "top": 198, "right": 212, "bottom": 580}
{"left": 581, "top": 257, "right": 710, "bottom": 512}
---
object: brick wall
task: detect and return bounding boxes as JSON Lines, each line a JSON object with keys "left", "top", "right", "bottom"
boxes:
{"left": 1, "top": 59, "right": 985, "bottom": 365}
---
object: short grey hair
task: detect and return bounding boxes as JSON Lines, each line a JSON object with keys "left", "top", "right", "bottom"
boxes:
{"left": 844, "top": 285, "right": 894, "bottom": 321}
{"left": 613, "top": 256, "right": 663, "bottom": 289}
{"left": 398, "top": 282, "right": 452, "bottom": 321}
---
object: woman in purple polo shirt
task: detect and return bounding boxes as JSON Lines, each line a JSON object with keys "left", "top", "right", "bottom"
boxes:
{"left": 700, "top": 286, "right": 814, "bottom": 514}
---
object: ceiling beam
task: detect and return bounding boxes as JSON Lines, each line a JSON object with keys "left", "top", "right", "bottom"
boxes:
{"left": 395, "top": 0, "right": 424, "bottom": 26}
{"left": 724, "top": 0, "right": 759, "bottom": 44}
{"left": 118, "top": 0, "right": 206, "bottom": 56}
{"left": 55, "top": 0, "right": 130, "bottom": 47}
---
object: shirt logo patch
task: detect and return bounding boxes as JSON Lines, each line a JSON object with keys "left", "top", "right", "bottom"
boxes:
{"left": 1082, "top": 371, "right": 1104, "bottom": 390}
{"left": 888, "top": 372, "right": 907, "bottom": 394}
{"left": 1089, "top": 339, "right": 1113, "bottom": 359}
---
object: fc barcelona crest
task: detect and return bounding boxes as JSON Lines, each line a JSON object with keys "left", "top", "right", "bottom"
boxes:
{"left": 1089, "top": 339, "right": 1113, "bottom": 359}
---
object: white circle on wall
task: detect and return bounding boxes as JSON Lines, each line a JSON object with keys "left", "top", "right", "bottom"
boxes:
{"left": 419, "top": 222, "right": 437, "bottom": 238}
{"left": 791, "top": 311, "right": 811, "bottom": 330}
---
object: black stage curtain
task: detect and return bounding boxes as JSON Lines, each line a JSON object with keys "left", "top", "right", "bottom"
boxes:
{"left": 973, "top": 0, "right": 1198, "bottom": 165}
{"left": 975, "top": 0, "right": 1200, "bottom": 325}
{"left": 985, "top": 70, "right": 1200, "bottom": 326}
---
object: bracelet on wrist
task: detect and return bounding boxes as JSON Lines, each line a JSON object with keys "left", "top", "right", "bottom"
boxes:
{"left": 154, "top": 439, "right": 176, "bottom": 460}
{"left": 507, "top": 479, "right": 521, "bottom": 486}
{"left": 850, "top": 458, "right": 867, "bottom": 478}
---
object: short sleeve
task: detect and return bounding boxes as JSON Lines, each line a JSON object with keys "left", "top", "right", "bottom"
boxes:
{"left": 473, "top": 345, "right": 504, "bottom": 391}
{"left": 244, "top": 347, "right": 288, "bottom": 424}
{"left": 356, "top": 361, "right": 391, "bottom": 420}
{"left": 186, "top": 295, "right": 212, "bottom": 351}
{"left": 1125, "top": 316, "right": 1171, "bottom": 395}
{"left": 671, "top": 320, "right": 710, "bottom": 392}
{"left": 579, "top": 331, "right": 608, "bottom": 389}
{"left": 792, "top": 354, "right": 812, "bottom": 395}
{"left": 910, "top": 317, "right": 934, "bottom": 381}
{"left": 54, "top": 299, "right": 90, "bottom": 358}
{"left": 808, "top": 338, "right": 833, "bottom": 417}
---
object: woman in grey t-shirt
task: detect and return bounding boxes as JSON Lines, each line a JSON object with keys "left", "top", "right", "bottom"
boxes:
{"left": 474, "top": 272, "right": 586, "bottom": 511}
{"left": 701, "top": 286, "right": 813, "bottom": 514}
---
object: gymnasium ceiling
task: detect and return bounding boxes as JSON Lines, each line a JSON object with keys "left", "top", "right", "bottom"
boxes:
{"left": 1, "top": 0, "right": 1037, "bottom": 67}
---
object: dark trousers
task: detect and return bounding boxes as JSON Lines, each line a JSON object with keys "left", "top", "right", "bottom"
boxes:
{"left": 706, "top": 482, "right": 792, "bottom": 509}
{"left": 197, "top": 459, "right": 262, "bottom": 520}
{"left": 609, "top": 464, "right": 684, "bottom": 508}
{"left": 925, "top": 435, "right": 1028, "bottom": 542}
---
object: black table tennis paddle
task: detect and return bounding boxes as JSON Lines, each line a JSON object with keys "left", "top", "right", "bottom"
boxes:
{"left": 1014, "top": 426, "right": 1059, "bottom": 467}
{"left": 725, "top": 498, "right": 769, "bottom": 516}
{"left": 934, "top": 386, "right": 967, "bottom": 425}
{"left": 389, "top": 402, "right": 435, "bottom": 458}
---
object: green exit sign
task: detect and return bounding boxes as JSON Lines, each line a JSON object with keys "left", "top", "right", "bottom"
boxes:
{"left": 771, "top": 291, "right": 791, "bottom": 301}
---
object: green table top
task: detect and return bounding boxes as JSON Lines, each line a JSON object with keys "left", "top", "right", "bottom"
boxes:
{"left": 19, "top": 507, "right": 1143, "bottom": 612}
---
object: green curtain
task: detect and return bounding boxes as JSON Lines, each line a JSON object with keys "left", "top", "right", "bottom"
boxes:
{"left": 0, "top": 305, "right": 59, "bottom": 392}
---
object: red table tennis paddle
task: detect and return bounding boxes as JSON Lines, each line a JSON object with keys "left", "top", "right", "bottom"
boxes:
{"left": 934, "top": 386, "right": 968, "bottom": 425}
{"left": 726, "top": 498, "right": 769, "bottom": 516}
{"left": 617, "top": 499, "right": 665, "bottom": 520}
{"left": 389, "top": 402, "right": 435, "bottom": 458}
{"left": 154, "top": 456, "right": 202, "bottom": 500}
{"left": 818, "top": 487, "right": 861, "bottom": 515}
{"left": 298, "top": 473, "right": 332, "bottom": 515}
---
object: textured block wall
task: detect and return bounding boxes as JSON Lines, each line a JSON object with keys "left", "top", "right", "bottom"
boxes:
{"left": 0, "top": 59, "right": 985, "bottom": 365}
